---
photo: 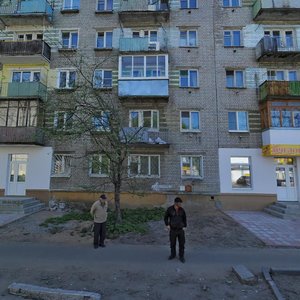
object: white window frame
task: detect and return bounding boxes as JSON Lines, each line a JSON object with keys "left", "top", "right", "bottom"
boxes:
{"left": 179, "top": 69, "right": 199, "bottom": 88}
{"left": 180, "top": 155, "right": 203, "bottom": 179}
{"left": 51, "top": 154, "right": 72, "bottom": 177}
{"left": 223, "top": 0, "right": 241, "bottom": 8}
{"left": 91, "top": 111, "right": 110, "bottom": 131}
{"left": 129, "top": 110, "right": 159, "bottom": 130}
{"left": 179, "top": 30, "right": 197, "bottom": 47}
{"left": 93, "top": 69, "right": 113, "bottom": 88}
{"left": 230, "top": 157, "right": 252, "bottom": 189}
{"left": 180, "top": 111, "right": 200, "bottom": 132}
{"left": 119, "top": 55, "right": 168, "bottom": 79}
{"left": 54, "top": 111, "right": 73, "bottom": 130}
{"left": 223, "top": 30, "right": 242, "bottom": 47}
{"left": 89, "top": 154, "right": 109, "bottom": 177}
{"left": 228, "top": 111, "right": 249, "bottom": 132}
{"left": 61, "top": 30, "right": 79, "bottom": 49}
{"left": 96, "top": 31, "right": 113, "bottom": 49}
{"left": 11, "top": 70, "right": 41, "bottom": 83}
{"left": 128, "top": 154, "right": 160, "bottom": 178}
{"left": 15, "top": 32, "right": 43, "bottom": 41}
{"left": 180, "top": 0, "right": 198, "bottom": 9}
{"left": 63, "top": 0, "right": 80, "bottom": 10}
{"left": 267, "top": 70, "right": 297, "bottom": 81}
{"left": 264, "top": 29, "right": 295, "bottom": 49}
{"left": 96, "top": 0, "right": 113, "bottom": 11}
{"left": 57, "top": 69, "right": 76, "bottom": 89}
{"left": 226, "top": 70, "right": 245, "bottom": 88}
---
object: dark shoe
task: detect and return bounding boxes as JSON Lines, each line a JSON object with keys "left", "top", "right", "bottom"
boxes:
{"left": 94, "top": 245, "right": 98, "bottom": 249}
{"left": 168, "top": 255, "right": 175, "bottom": 260}
{"left": 99, "top": 244, "right": 106, "bottom": 248}
{"left": 179, "top": 257, "right": 185, "bottom": 263}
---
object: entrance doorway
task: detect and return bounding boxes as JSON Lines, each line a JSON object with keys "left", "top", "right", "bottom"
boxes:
{"left": 275, "top": 158, "right": 298, "bottom": 202}
{"left": 7, "top": 154, "right": 28, "bottom": 196}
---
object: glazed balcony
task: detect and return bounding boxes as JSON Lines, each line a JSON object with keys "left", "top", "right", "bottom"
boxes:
{"left": 118, "top": 0, "right": 169, "bottom": 25}
{"left": 0, "top": 0, "right": 53, "bottom": 26}
{"left": 0, "top": 40, "right": 51, "bottom": 64}
{"left": 256, "top": 36, "right": 300, "bottom": 62}
{"left": 259, "top": 80, "right": 300, "bottom": 102}
{"left": 0, "top": 127, "right": 44, "bottom": 145}
{"left": 0, "top": 82, "right": 47, "bottom": 101}
{"left": 119, "top": 38, "right": 166, "bottom": 52}
{"left": 253, "top": 0, "right": 300, "bottom": 22}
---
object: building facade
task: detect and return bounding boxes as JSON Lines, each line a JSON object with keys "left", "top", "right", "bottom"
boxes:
{"left": 0, "top": 0, "right": 299, "bottom": 208}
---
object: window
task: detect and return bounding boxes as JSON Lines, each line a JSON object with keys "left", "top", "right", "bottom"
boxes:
{"left": 89, "top": 154, "right": 109, "bottom": 176}
{"left": 224, "top": 31, "right": 241, "bottom": 47}
{"left": 180, "top": 70, "right": 198, "bottom": 87}
{"left": 149, "top": 0, "right": 169, "bottom": 10}
{"left": 180, "top": 0, "right": 197, "bottom": 9}
{"left": 129, "top": 155, "right": 160, "bottom": 177}
{"left": 267, "top": 70, "right": 297, "bottom": 81}
{"left": 120, "top": 55, "right": 168, "bottom": 78}
{"left": 54, "top": 111, "right": 73, "bottom": 130}
{"left": 96, "top": 31, "right": 113, "bottom": 49}
{"left": 271, "top": 109, "right": 300, "bottom": 128}
{"left": 181, "top": 111, "right": 200, "bottom": 131}
{"left": 58, "top": 70, "right": 76, "bottom": 89}
{"left": 264, "top": 30, "right": 294, "bottom": 50}
{"left": 228, "top": 111, "right": 248, "bottom": 132}
{"left": 226, "top": 70, "right": 244, "bottom": 88}
{"left": 0, "top": 100, "right": 37, "bottom": 127}
{"left": 223, "top": 0, "right": 240, "bottom": 7}
{"left": 129, "top": 110, "right": 159, "bottom": 129}
{"left": 91, "top": 112, "right": 110, "bottom": 131}
{"left": 97, "top": 0, "right": 113, "bottom": 11}
{"left": 61, "top": 31, "right": 78, "bottom": 49}
{"left": 51, "top": 154, "right": 71, "bottom": 177}
{"left": 181, "top": 156, "right": 203, "bottom": 178}
{"left": 12, "top": 71, "right": 40, "bottom": 83}
{"left": 93, "top": 70, "right": 112, "bottom": 88}
{"left": 180, "top": 30, "right": 197, "bottom": 47}
{"left": 132, "top": 30, "right": 158, "bottom": 50}
{"left": 63, "top": 0, "right": 80, "bottom": 10}
{"left": 17, "top": 32, "right": 43, "bottom": 41}
{"left": 231, "top": 157, "right": 252, "bottom": 189}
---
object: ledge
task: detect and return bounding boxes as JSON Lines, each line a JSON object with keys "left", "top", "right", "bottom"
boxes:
{"left": 94, "top": 48, "right": 113, "bottom": 51}
{"left": 58, "top": 48, "right": 77, "bottom": 52}
{"left": 61, "top": 9, "right": 80, "bottom": 14}
{"left": 95, "top": 10, "right": 113, "bottom": 14}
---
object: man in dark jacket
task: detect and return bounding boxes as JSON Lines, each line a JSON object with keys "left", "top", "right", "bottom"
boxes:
{"left": 164, "top": 197, "right": 187, "bottom": 263}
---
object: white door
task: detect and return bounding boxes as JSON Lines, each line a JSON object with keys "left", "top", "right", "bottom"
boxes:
{"left": 276, "top": 162, "right": 297, "bottom": 202}
{"left": 7, "top": 154, "right": 28, "bottom": 196}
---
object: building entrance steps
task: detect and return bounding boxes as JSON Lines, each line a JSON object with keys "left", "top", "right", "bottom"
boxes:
{"left": 226, "top": 211, "right": 300, "bottom": 247}
{"left": 264, "top": 202, "right": 300, "bottom": 219}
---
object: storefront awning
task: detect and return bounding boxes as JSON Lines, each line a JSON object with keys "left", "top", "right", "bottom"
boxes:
{"left": 262, "top": 144, "right": 300, "bottom": 157}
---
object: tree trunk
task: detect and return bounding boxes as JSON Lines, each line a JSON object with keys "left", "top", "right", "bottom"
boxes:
{"left": 114, "top": 182, "right": 122, "bottom": 223}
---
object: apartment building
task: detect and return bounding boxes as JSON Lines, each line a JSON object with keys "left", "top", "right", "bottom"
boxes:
{"left": 0, "top": 0, "right": 299, "bottom": 208}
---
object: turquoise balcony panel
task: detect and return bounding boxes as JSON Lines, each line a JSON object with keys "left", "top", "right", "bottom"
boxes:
{"left": 118, "top": 79, "right": 169, "bottom": 97}
{"left": 119, "top": 38, "right": 149, "bottom": 52}
{"left": 4, "top": 82, "right": 47, "bottom": 100}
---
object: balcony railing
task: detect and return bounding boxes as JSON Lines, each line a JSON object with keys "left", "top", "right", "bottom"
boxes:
{"left": 256, "top": 36, "right": 300, "bottom": 62}
{"left": 0, "top": 82, "right": 47, "bottom": 101}
{"left": 259, "top": 80, "right": 300, "bottom": 102}
{"left": 253, "top": 0, "right": 300, "bottom": 22}
{"left": 0, "top": 127, "right": 44, "bottom": 145}
{"left": 119, "top": 0, "right": 169, "bottom": 12}
{"left": 0, "top": 40, "right": 51, "bottom": 62}
{"left": 119, "top": 38, "right": 163, "bottom": 52}
{"left": 0, "top": 0, "right": 53, "bottom": 24}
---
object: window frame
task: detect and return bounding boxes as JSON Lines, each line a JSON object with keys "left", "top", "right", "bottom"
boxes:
{"left": 53, "top": 111, "right": 73, "bottom": 131}
{"left": 91, "top": 111, "right": 111, "bottom": 132}
{"left": 11, "top": 70, "right": 41, "bottom": 83}
{"left": 51, "top": 154, "right": 72, "bottom": 177}
{"left": 57, "top": 69, "right": 77, "bottom": 89}
{"left": 61, "top": 30, "right": 79, "bottom": 49}
{"left": 96, "top": 31, "right": 113, "bottom": 49}
{"left": 228, "top": 111, "right": 249, "bottom": 132}
{"left": 128, "top": 154, "right": 160, "bottom": 178}
{"left": 179, "top": 69, "right": 199, "bottom": 88}
{"left": 180, "top": 111, "right": 201, "bottom": 132}
{"left": 129, "top": 110, "right": 159, "bottom": 130}
{"left": 223, "top": 0, "right": 241, "bottom": 8}
{"left": 179, "top": 29, "right": 198, "bottom": 47}
{"left": 62, "top": 0, "right": 80, "bottom": 10}
{"left": 267, "top": 70, "right": 297, "bottom": 81}
{"left": 89, "top": 154, "right": 110, "bottom": 177}
{"left": 226, "top": 69, "right": 245, "bottom": 88}
{"left": 96, "top": 0, "right": 113, "bottom": 12}
{"left": 180, "top": 0, "right": 198, "bottom": 9}
{"left": 93, "top": 69, "right": 113, "bottom": 88}
{"left": 230, "top": 156, "right": 252, "bottom": 189}
{"left": 180, "top": 155, "right": 203, "bottom": 179}
{"left": 223, "top": 30, "right": 242, "bottom": 47}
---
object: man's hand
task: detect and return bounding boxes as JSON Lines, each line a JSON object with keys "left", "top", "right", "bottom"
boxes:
{"left": 165, "top": 225, "right": 170, "bottom": 231}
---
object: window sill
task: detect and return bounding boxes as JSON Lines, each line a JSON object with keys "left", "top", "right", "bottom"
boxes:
{"left": 180, "top": 8, "right": 198, "bottom": 10}
{"left": 93, "top": 87, "right": 113, "bottom": 90}
{"left": 224, "top": 46, "right": 244, "bottom": 48}
{"left": 229, "top": 130, "right": 249, "bottom": 133}
{"left": 226, "top": 87, "right": 246, "bottom": 89}
{"left": 179, "top": 86, "right": 200, "bottom": 89}
{"left": 61, "top": 8, "right": 80, "bottom": 14}
{"left": 223, "top": 6, "right": 241, "bottom": 8}
{"left": 51, "top": 175, "right": 71, "bottom": 178}
{"left": 58, "top": 48, "right": 77, "bottom": 52}
{"left": 181, "top": 130, "right": 201, "bottom": 133}
{"left": 181, "top": 176, "right": 203, "bottom": 180}
{"left": 94, "top": 47, "right": 113, "bottom": 51}
{"left": 179, "top": 46, "right": 198, "bottom": 49}
{"left": 95, "top": 10, "right": 113, "bottom": 14}
{"left": 89, "top": 174, "right": 109, "bottom": 178}
{"left": 55, "top": 88, "right": 76, "bottom": 92}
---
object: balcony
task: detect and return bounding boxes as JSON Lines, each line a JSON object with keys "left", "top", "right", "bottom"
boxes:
{"left": 253, "top": 0, "right": 300, "bottom": 22}
{"left": 0, "top": 127, "right": 44, "bottom": 145}
{"left": 118, "top": 0, "right": 169, "bottom": 25}
{"left": 256, "top": 36, "right": 300, "bottom": 62}
{"left": 259, "top": 81, "right": 300, "bottom": 102}
{"left": 0, "top": 0, "right": 53, "bottom": 26}
{"left": 121, "top": 127, "right": 170, "bottom": 148}
{"left": 0, "top": 40, "right": 51, "bottom": 64}
{"left": 118, "top": 79, "right": 169, "bottom": 98}
{"left": 0, "top": 82, "right": 47, "bottom": 101}
{"left": 119, "top": 38, "right": 166, "bottom": 52}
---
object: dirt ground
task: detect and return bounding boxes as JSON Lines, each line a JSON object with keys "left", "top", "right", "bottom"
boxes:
{"left": 0, "top": 206, "right": 298, "bottom": 299}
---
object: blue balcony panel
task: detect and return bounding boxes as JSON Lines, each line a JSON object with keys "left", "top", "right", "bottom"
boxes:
{"left": 118, "top": 79, "right": 169, "bottom": 98}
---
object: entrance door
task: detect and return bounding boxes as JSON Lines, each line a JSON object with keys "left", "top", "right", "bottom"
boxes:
{"left": 7, "top": 154, "right": 28, "bottom": 196}
{"left": 275, "top": 158, "right": 297, "bottom": 202}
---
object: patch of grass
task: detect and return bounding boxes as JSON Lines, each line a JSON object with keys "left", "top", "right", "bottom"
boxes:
{"left": 40, "top": 207, "right": 165, "bottom": 239}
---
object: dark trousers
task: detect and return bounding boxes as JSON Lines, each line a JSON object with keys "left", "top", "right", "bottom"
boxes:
{"left": 93, "top": 222, "right": 106, "bottom": 246}
{"left": 169, "top": 228, "right": 185, "bottom": 258}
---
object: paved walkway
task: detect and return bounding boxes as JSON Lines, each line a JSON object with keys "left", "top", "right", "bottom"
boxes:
{"left": 226, "top": 211, "right": 300, "bottom": 247}
{"left": 0, "top": 213, "right": 25, "bottom": 227}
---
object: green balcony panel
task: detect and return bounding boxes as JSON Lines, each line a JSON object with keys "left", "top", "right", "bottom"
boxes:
{"left": 7, "top": 82, "right": 47, "bottom": 100}
{"left": 119, "top": 38, "right": 149, "bottom": 52}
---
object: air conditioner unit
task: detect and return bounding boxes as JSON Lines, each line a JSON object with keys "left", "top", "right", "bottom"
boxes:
{"left": 148, "top": 4, "right": 156, "bottom": 11}
{"left": 149, "top": 42, "right": 159, "bottom": 51}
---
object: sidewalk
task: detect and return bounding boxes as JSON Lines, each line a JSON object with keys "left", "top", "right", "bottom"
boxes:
{"left": 0, "top": 213, "right": 25, "bottom": 227}
{"left": 226, "top": 211, "right": 300, "bottom": 247}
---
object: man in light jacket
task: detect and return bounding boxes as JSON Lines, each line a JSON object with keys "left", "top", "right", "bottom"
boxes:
{"left": 90, "top": 194, "right": 108, "bottom": 249}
